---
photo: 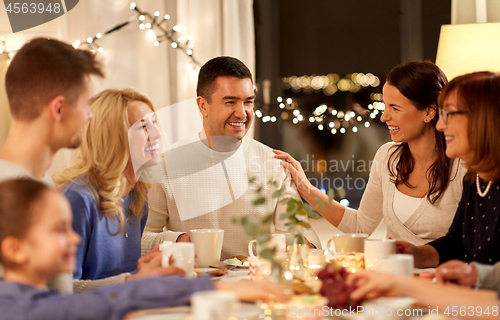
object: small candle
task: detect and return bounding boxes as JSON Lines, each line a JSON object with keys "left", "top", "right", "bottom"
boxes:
{"left": 307, "top": 249, "right": 326, "bottom": 278}
{"left": 334, "top": 252, "right": 365, "bottom": 273}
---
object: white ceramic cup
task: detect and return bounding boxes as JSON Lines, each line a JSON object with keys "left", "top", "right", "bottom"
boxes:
{"left": 364, "top": 239, "right": 396, "bottom": 270}
{"left": 191, "top": 290, "right": 238, "bottom": 320}
{"left": 376, "top": 254, "right": 414, "bottom": 276}
{"left": 248, "top": 233, "right": 287, "bottom": 258}
{"left": 189, "top": 229, "right": 224, "bottom": 268}
{"left": 160, "top": 242, "right": 195, "bottom": 278}
{"left": 326, "top": 233, "right": 368, "bottom": 255}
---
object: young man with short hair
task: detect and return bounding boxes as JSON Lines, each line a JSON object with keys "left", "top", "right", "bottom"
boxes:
{"left": 0, "top": 37, "right": 104, "bottom": 293}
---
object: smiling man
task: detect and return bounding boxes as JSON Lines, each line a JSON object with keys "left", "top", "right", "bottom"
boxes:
{"left": 142, "top": 57, "right": 321, "bottom": 259}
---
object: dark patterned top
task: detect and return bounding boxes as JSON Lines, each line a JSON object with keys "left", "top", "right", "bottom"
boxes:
{"left": 429, "top": 177, "right": 500, "bottom": 265}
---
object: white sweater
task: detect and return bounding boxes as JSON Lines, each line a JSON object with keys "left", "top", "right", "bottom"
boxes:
{"left": 142, "top": 135, "right": 321, "bottom": 259}
{"left": 337, "top": 142, "right": 467, "bottom": 246}
{"left": 0, "top": 159, "right": 73, "bottom": 294}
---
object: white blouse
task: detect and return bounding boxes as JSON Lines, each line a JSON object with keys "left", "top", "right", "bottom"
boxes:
{"left": 337, "top": 141, "right": 467, "bottom": 246}
{"left": 393, "top": 186, "right": 425, "bottom": 224}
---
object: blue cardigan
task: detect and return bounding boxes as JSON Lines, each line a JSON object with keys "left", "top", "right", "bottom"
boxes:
{"left": 0, "top": 276, "right": 213, "bottom": 320}
{"left": 63, "top": 180, "right": 148, "bottom": 280}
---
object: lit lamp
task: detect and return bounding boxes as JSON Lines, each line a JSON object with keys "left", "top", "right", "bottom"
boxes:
{"left": 435, "top": 22, "right": 500, "bottom": 80}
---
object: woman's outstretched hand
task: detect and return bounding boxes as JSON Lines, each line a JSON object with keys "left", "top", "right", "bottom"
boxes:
{"left": 273, "top": 150, "right": 310, "bottom": 194}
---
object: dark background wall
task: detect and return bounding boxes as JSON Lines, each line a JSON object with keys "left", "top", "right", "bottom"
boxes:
{"left": 253, "top": 0, "right": 451, "bottom": 208}
{"left": 278, "top": 0, "right": 449, "bottom": 76}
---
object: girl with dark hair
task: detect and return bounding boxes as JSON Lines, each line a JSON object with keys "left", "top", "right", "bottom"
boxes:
{"left": 274, "top": 61, "right": 466, "bottom": 245}
{"left": 0, "top": 178, "right": 282, "bottom": 320}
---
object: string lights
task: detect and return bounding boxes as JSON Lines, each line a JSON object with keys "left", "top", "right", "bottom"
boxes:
{"left": 282, "top": 72, "right": 380, "bottom": 95}
{"left": 255, "top": 73, "right": 385, "bottom": 135}
{"left": 72, "top": 3, "right": 200, "bottom": 68}
{"left": 129, "top": 2, "right": 200, "bottom": 66}
{"left": 3, "top": 3, "right": 199, "bottom": 70}
{"left": 72, "top": 20, "right": 131, "bottom": 53}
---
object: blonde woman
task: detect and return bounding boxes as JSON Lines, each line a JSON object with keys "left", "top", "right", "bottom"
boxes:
{"left": 53, "top": 88, "right": 181, "bottom": 292}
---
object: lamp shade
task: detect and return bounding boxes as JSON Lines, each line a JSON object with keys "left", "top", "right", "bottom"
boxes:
{"left": 435, "top": 22, "right": 500, "bottom": 80}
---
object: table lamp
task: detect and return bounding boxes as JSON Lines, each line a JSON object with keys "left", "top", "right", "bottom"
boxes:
{"left": 435, "top": 22, "right": 500, "bottom": 80}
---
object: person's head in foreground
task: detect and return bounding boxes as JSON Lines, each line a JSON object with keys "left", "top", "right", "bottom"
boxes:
{"left": 53, "top": 88, "right": 160, "bottom": 232}
{"left": 5, "top": 37, "right": 104, "bottom": 149}
{"left": 0, "top": 178, "right": 282, "bottom": 319}
{"left": 0, "top": 178, "right": 80, "bottom": 288}
{"left": 196, "top": 56, "right": 255, "bottom": 145}
{"left": 436, "top": 71, "right": 500, "bottom": 182}
{"left": 381, "top": 60, "right": 450, "bottom": 203}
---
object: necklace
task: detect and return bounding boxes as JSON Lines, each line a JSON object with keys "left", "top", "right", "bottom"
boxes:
{"left": 476, "top": 174, "right": 493, "bottom": 198}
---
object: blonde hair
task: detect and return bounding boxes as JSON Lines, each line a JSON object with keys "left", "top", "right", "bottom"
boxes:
{"left": 53, "top": 88, "right": 154, "bottom": 232}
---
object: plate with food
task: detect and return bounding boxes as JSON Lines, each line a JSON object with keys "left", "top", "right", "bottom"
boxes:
{"left": 224, "top": 255, "right": 250, "bottom": 268}
{"left": 194, "top": 268, "right": 228, "bottom": 278}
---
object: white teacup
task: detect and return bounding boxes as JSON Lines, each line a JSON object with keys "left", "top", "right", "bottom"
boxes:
{"left": 160, "top": 242, "right": 195, "bottom": 278}
{"left": 364, "top": 239, "right": 396, "bottom": 270}
{"left": 248, "top": 233, "right": 287, "bottom": 258}
{"left": 191, "top": 290, "right": 238, "bottom": 320}
{"left": 376, "top": 254, "right": 414, "bottom": 276}
{"left": 189, "top": 229, "right": 224, "bottom": 268}
{"left": 327, "top": 233, "right": 368, "bottom": 255}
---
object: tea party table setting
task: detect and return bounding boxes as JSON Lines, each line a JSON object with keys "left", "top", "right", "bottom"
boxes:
{"left": 125, "top": 230, "right": 447, "bottom": 320}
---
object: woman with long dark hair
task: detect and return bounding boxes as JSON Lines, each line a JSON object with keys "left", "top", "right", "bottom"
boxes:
{"left": 274, "top": 61, "right": 466, "bottom": 245}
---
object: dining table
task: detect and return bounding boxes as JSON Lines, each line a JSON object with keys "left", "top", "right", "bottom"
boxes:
{"left": 125, "top": 266, "right": 260, "bottom": 320}
{"left": 124, "top": 264, "right": 448, "bottom": 320}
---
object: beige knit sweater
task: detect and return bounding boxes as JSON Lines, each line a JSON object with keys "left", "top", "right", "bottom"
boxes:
{"left": 141, "top": 135, "right": 321, "bottom": 259}
{"left": 337, "top": 142, "right": 467, "bottom": 246}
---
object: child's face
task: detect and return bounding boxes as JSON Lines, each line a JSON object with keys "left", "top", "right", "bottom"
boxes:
{"left": 22, "top": 191, "right": 81, "bottom": 278}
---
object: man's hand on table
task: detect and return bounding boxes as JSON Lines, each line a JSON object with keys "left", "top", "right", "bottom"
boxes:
{"left": 435, "top": 260, "right": 477, "bottom": 288}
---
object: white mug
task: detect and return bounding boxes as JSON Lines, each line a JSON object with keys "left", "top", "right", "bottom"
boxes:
{"left": 248, "top": 233, "right": 287, "bottom": 258}
{"left": 327, "top": 233, "right": 368, "bottom": 255}
{"left": 191, "top": 290, "right": 238, "bottom": 320}
{"left": 364, "top": 239, "right": 396, "bottom": 270}
{"left": 189, "top": 229, "right": 224, "bottom": 268}
{"left": 376, "top": 254, "right": 414, "bottom": 276}
{"left": 160, "top": 242, "right": 195, "bottom": 278}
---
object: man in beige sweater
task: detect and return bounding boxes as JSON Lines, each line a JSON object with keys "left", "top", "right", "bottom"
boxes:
{"left": 142, "top": 57, "right": 321, "bottom": 259}
{"left": 0, "top": 38, "right": 104, "bottom": 293}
